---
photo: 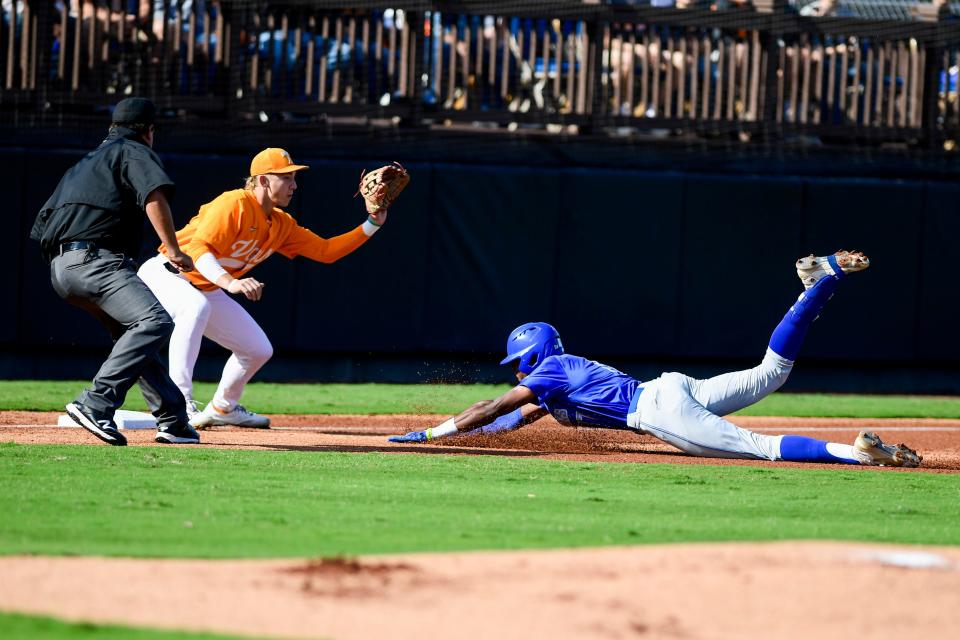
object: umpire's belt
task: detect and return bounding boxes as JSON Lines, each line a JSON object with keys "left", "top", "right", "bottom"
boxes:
{"left": 59, "top": 240, "right": 98, "bottom": 255}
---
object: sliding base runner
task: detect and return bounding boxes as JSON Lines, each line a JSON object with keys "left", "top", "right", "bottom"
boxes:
{"left": 390, "top": 250, "right": 921, "bottom": 469}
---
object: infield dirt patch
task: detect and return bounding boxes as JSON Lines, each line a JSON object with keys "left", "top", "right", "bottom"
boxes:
{"left": 2, "top": 411, "right": 959, "bottom": 472}
{"left": 1, "top": 542, "right": 958, "bottom": 639}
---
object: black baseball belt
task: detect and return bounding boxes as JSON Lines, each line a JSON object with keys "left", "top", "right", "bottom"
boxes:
{"left": 59, "top": 241, "right": 98, "bottom": 255}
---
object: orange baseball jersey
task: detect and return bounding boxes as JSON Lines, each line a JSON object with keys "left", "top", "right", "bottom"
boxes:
{"left": 160, "top": 189, "right": 369, "bottom": 291}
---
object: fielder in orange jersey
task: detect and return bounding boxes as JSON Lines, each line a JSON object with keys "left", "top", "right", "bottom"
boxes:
{"left": 137, "top": 148, "right": 389, "bottom": 428}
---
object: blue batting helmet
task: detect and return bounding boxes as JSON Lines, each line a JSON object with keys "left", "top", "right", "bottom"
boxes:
{"left": 499, "top": 322, "right": 564, "bottom": 375}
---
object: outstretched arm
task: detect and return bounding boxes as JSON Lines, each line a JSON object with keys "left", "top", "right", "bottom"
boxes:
{"left": 281, "top": 212, "right": 385, "bottom": 264}
{"left": 475, "top": 402, "right": 546, "bottom": 434}
{"left": 389, "top": 386, "right": 546, "bottom": 443}
{"left": 452, "top": 388, "right": 544, "bottom": 433}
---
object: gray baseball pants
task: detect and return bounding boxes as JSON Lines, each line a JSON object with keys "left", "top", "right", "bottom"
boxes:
{"left": 50, "top": 246, "right": 188, "bottom": 429}
{"left": 627, "top": 348, "right": 793, "bottom": 460}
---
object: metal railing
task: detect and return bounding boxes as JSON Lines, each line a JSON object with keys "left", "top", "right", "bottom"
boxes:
{"left": 3, "top": 1, "right": 960, "bottom": 146}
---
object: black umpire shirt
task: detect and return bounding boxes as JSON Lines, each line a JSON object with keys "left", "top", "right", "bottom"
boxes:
{"left": 30, "top": 126, "right": 175, "bottom": 262}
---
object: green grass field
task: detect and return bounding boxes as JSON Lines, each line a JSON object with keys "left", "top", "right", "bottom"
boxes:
{"left": 0, "top": 612, "right": 268, "bottom": 640}
{"left": 1, "top": 443, "right": 957, "bottom": 559}
{"left": 1, "top": 382, "right": 958, "bottom": 638}
{"left": 3, "top": 380, "right": 960, "bottom": 417}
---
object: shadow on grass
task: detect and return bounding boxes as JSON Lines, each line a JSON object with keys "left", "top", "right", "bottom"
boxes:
{"left": 230, "top": 442, "right": 546, "bottom": 457}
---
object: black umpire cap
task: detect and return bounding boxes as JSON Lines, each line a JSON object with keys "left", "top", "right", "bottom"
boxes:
{"left": 111, "top": 97, "right": 156, "bottom": 126}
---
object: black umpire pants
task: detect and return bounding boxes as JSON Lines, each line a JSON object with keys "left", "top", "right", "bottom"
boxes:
{"left": 50, "top": 246, "right": 188, "bottom": 429}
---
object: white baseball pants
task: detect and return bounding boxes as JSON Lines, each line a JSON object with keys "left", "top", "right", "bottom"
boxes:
{"left": 627, "top": 348, "right": 792, "bottom": 460}
{"left": 137, "top": 255, "right": 273, "bottom": 411}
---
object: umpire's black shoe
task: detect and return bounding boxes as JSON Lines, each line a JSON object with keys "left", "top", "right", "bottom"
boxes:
{"left": 65, "top": 402, "right": 127, "bottom": 446}
{"left": 155, "top": 422, "right": 200, "bottom": 444}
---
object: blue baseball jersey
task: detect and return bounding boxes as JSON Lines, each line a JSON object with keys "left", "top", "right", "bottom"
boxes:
{"left": 519, "top": 354, "right": 641, "bottom": 429}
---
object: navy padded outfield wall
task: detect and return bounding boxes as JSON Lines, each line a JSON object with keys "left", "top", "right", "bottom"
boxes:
{"left": 7, "top": 148, "right": 960, "bottom": 391}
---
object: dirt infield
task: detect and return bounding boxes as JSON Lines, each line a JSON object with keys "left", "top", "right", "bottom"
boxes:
{"left": 1, "top": 542, "right": 959, "bottom": 639}
{"left": 2, "top": 411, "right": 959, "bottom": 472}
{"left": 3, "top": 412, "right": 960, "bottom": 639}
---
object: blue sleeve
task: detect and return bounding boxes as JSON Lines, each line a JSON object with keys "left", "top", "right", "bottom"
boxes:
{"left": 478, "top": 408, "right": 524, "bottom": 434}
{"left": 518, "top": 356, "right": 568, "bottom": 404}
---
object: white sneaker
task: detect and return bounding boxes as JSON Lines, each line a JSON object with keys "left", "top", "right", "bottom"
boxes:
{"left": 854, "top": 431, "right": 922, "bottom": 468}
{"left": 189, "top": 403, "right": 270, "bottom": 429}
{"left": 795, "top": 250, "right": 870, "bottom": 290}
{"left": 186, "top": 400, "right": 201, "bottom": 421}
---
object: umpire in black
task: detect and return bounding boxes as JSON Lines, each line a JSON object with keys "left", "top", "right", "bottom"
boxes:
{"left": 30, "top": 98, "right": 201, "bottom": 446}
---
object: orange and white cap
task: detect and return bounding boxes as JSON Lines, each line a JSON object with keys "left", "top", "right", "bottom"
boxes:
{"left": 250, "top": 148, "right": 309, "bottom": 176}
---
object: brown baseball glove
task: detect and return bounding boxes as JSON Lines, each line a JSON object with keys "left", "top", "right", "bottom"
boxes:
{"left": 355, "top": 162, "right": 410, "bottom": 214}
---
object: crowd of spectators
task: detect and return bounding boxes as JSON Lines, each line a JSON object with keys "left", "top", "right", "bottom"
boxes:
{"left": 1, "top": 0, "right": 954, "bottom": 133}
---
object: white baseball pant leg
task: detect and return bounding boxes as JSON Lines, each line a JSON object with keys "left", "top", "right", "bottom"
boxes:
{"left": 200, "top": 291, "right": 273, "bottom": 412}
{"left": 687, "top": 347, "right": 793, "bottom": 417}
{"left": 138, "top": 255, "right": 211, "bottom": 404}
{"left": 626, "top": 349, "right": 793, "bottom": 461}
{"left": 138, "top": 255, "right": 273, "bottom": 411}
